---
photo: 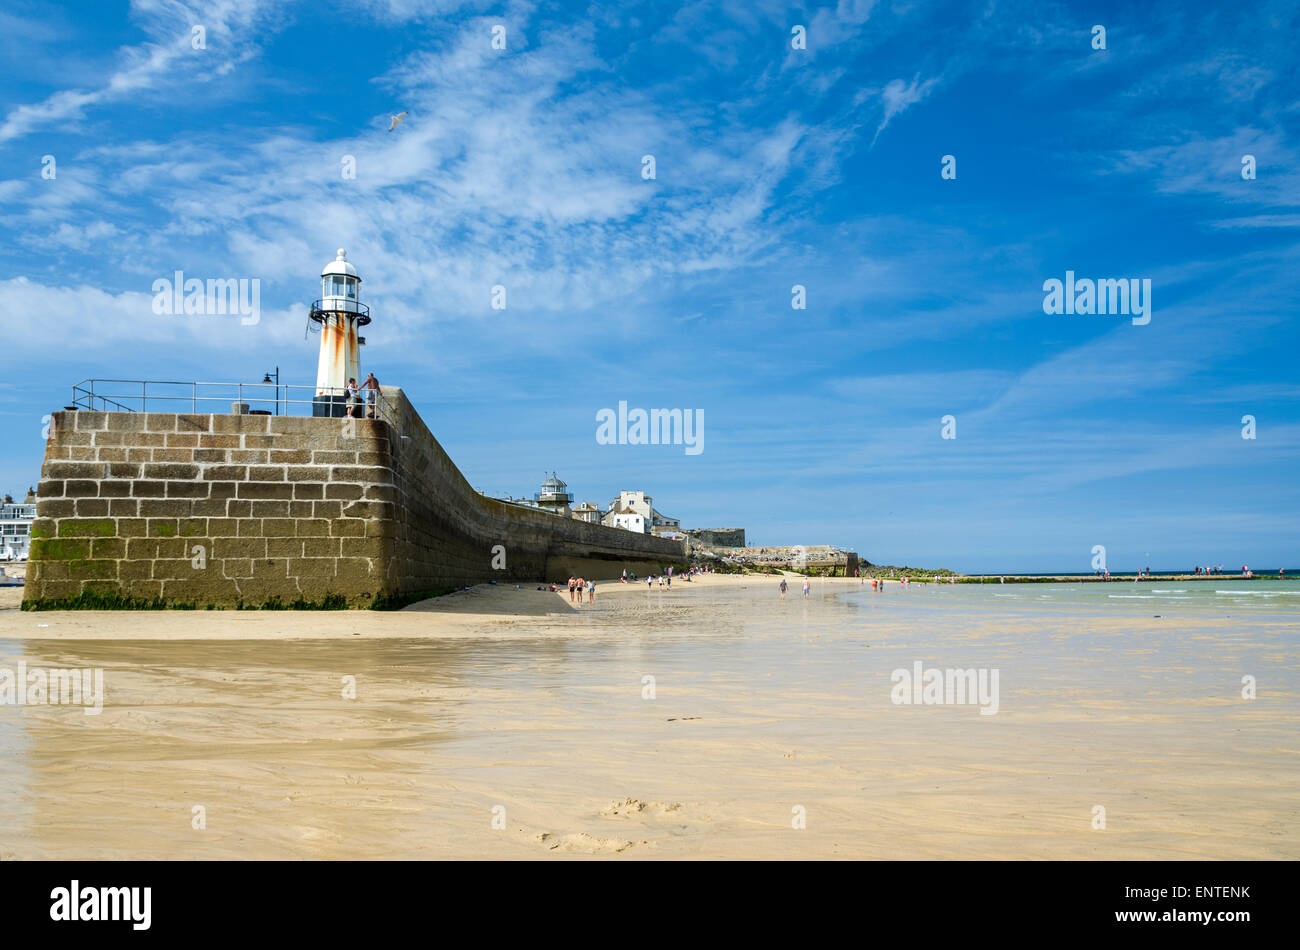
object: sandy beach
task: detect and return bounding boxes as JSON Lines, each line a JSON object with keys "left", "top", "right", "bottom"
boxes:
{"left": 1, "top": 573, "right": 1297, "bottom": 860}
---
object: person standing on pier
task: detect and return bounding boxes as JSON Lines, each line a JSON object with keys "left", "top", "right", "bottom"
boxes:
{"left": 362, "top": 372, "right": 380, "bottom": 419}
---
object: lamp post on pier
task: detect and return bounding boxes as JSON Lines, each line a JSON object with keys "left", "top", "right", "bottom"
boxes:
{"left": 262, "top": 367, "right": 280, "bottom": 415}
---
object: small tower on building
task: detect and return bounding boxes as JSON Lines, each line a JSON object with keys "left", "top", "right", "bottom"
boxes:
{"left": 534, "top": 473, "right": 574, "bottom": 515}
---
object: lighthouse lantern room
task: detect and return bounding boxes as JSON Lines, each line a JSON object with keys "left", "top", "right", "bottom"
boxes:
{"left": 309, "top": 249, "right": 372, "bottom": 417}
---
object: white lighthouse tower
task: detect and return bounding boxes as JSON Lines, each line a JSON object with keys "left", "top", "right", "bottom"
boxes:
{"left": 309, "top": 249, "right": 371, "bottom": 416}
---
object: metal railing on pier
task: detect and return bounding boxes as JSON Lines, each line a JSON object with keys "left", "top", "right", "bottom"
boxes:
{"left": 69, "top": 379, "right": 397, "bottom": 427}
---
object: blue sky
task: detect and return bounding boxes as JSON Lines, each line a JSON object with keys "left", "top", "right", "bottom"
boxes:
{"left": 2, "top": 0, "right": 1297, "bottom": 572}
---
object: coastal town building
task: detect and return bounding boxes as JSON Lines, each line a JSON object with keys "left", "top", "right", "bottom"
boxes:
{"left": 571, "top": 501, "right": 602, "bottom": 523}
{"left": 650, "top": 511, "right": 680, "bottom": 535}
{"left": 0, "top": 489, "right": 37, "bottom": 561}
{"left": 609, "top": 508, "right": 646, "bottom": 534}
{"left": 487, "top": 479, "right": 679, "bottom": 535}
{"left": 608, "top": 490, "right": 679, "bottom": 535}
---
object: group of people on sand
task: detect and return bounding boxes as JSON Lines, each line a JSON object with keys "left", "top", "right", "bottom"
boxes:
{"left": 616, "top": 565, "right": 706, "bottom": 587}
{"left": 566, "top": 576, "right": 595, "bottom": 604}
{"left": 865, "top": 576, "right": 912, "bottom": 590}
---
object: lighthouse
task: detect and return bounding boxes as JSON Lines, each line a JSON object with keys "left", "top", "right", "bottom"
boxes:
{"left": 309, "top": 249, "right": 371, "bottom": 417}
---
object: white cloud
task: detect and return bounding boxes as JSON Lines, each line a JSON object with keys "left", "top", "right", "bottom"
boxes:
{"left": 870, "top": 74, "right": 938, "bottom": 146}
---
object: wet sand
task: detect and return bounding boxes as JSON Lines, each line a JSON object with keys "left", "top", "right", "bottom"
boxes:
{"left": 1, "top": 574, "right": 1297, "bottom": 859}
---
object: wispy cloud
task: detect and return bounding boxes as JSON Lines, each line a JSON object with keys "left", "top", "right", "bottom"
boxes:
{"left": 0, "top": 0, "right": 283, "bottom": 144}
{"left": 870, "top": 74, "right": 939, "bottom": 146}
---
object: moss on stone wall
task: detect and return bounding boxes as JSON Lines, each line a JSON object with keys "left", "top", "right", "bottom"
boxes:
{"left": 30, "top": 538, "right": 89, "bottom": 561}
{"left": 57, "top": 519, "right": 115, "bottom": 538}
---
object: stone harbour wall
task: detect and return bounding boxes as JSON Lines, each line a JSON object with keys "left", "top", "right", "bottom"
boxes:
{"left": 380, "top": 387, "right": 685, "bottom": 597}
{"left": 23, "top": 387, "right": 685, "bottom": 609}
{"left": 687, "top": 528, "right": 746, "bottom": 549}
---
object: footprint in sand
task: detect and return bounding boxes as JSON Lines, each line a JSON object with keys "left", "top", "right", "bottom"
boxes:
{"left": 601, "top": 797, "right": 684, "bottom": 819}
{"left": 534, "top": 831, "right": 646, "bottom": 854}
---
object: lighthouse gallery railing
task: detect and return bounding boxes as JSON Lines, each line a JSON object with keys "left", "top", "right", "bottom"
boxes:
{"left": 70, "top": 379, "right": 397, "bottom": 427}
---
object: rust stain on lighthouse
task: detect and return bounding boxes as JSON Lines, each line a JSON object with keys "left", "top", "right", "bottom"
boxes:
{"left": 314, "top": 249, "right": 365, "bottom": 402}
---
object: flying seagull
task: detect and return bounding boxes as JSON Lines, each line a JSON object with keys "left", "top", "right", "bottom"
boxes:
{"left": 388, "top": 111, "right": 408, "bottom": 132}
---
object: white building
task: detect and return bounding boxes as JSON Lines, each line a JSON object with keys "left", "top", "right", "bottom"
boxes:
{"left": 611, "top": 490, "right": 653, "bottom": 522}
{"left": 608, "top": 490, "right": 678, "bottom": 535}
{"left": 1, "top": 489, "right": 37, "bottom": 561}
{"left": 609, "top": 508, "right": 645, "bottom": 534}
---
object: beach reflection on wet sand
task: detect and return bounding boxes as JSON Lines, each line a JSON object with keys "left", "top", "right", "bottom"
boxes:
{"left": 1, "top": 575, "right": 1297, "bottom": 859}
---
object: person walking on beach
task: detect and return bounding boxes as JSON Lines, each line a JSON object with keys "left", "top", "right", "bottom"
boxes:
{"left": 622, "top": 569, "right": 627, "bottom": 584}
{"left": 362, "top": 372, "right": 380, "bottom": 419}
{"left": 587, "top": 578, "right": 595, "bottom": 604}
{"left": 802, "top": 578, "right": 810, "bottom": 599}
{"left": 567, "top": 576, "right": 576, "bottom": 602}
{"left": 574, "top": 577, "right": 584, "bottom": 606}
{"left": 779, "top": 578, "right": 787, "bottom": 599}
